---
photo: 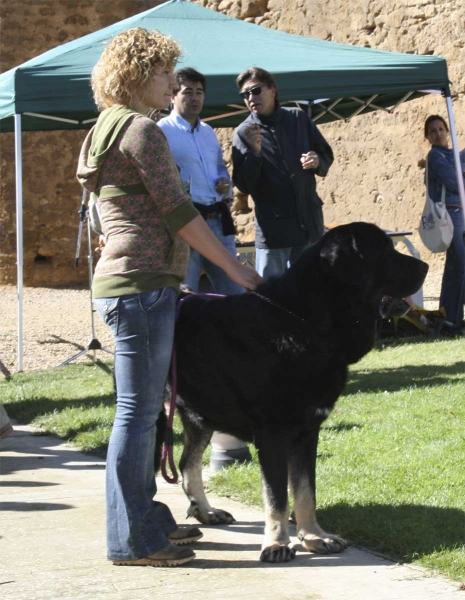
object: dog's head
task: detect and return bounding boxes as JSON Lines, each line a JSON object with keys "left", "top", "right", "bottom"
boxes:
{"left": 320, "top": 222, "right": 428, "bottom": 300}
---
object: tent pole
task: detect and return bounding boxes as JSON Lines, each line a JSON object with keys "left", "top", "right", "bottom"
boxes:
{"left": 14, "top": 114, "right": 24, "bottom": 372}
{"left": 444, "top": 87, "right": 465, "bottom": 220}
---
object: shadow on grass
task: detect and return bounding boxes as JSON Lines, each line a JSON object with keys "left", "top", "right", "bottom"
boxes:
{"left": 375, "top": 335, "right": 442, "bottom": 348}
{"left": 5, "top": 390, "right": 184, "bottom": 459}
{"left": 4, "top": 389, "right": 116, "bottom": 458}
{"left": 346, "top": 361, "right": 465, "bottom": 395}
{"left": 5, "top": 393, "right": 116, "bottom": 424}
{"left": 2, "top": 358, "right": 114, "bottom": 382}
{"left": 319, "top": 502, "right": 465, "bottom": 561}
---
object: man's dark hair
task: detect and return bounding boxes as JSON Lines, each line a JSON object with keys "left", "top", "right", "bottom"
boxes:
{"left": 424, "top": 114, "right": 449, "bottom": 138}
{"left": 236, "top": 66, "right": 278, "bottom": 96}
{"left": 174, "top": 67, "right": 206, "bottom": 93}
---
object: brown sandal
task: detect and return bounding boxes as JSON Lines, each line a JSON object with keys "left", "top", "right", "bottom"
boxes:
{"left": 113, "top": 544, "right": 195, "bottom": 567}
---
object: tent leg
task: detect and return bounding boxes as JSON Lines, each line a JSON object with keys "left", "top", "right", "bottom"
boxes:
{"left": 14, "top": 114, "right": 23, "bottom": 373}
{"left": 56, "top": 212, "right": 114, "bottom": 368}
{"left": 444, "top": 87, "right": 465, "bottom": 220}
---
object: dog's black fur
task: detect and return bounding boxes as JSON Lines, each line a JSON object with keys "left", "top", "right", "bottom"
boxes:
{"left": 170, "top": 222, "right": 428, "bottom": 563}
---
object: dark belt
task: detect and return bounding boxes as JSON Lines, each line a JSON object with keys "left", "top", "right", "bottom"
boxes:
{"left": 204, "top": 210, "right": 221, "bottom": 219}
{"left": 193, "top": 201, "right": 236, "bottom": 236}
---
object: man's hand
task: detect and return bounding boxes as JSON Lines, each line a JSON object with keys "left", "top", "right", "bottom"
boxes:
{"left": 244, "top": 124, "right": 263, "bottom": 155}
{"left": 300, "top": 151, "right": 320, "bottom": 170}
{"left": 215, "top": 177, "right": 230, "bottom": 196}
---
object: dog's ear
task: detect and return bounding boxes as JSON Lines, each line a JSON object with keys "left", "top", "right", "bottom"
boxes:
{"left": 320, "top": 227, "right": 372, "bottom": 285}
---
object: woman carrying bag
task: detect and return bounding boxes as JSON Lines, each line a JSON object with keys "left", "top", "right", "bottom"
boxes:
{"left": 424, "top": 114, "right": 465, "bottom": 335}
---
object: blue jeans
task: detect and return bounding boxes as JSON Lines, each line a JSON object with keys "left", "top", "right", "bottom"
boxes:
{"left": 94, "top": 288, "right": 178, "bottom": 561}
{"left": 440, "top": 207, "right": 465, "bottom": 329}
{"left": 184, "top": 216, "right": 244, "bottom": 295}
{"left": 255, "top": 244, "right": 308, "bottom": 278}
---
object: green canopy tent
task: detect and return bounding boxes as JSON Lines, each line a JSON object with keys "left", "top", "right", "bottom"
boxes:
{"left": 1, "top": 0, "right": 464, "bottom": 370}
{"left": 0, "top": 0, "right": 456, "bottom": 130}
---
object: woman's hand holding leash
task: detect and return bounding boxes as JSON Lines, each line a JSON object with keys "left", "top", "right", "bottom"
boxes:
{"left": 178, "top": 215, "right": 263, "bottom": 291}
{"left": 225, "top": 261, "right": 263, "bottom": 291}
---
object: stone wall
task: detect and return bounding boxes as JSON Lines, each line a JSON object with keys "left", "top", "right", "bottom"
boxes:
{"left": 0, "top": 0, "right": 165, "bottom": 286}
{"left": 0, "top": 0, "right": 464, "bottom": 287}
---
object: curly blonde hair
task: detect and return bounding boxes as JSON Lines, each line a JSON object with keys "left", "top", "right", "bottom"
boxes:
{"left": 92, "top": 27, "right": 182, "bottom": 110}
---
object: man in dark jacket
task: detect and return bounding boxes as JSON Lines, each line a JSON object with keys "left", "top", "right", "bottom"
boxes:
{"left": 232, "top": 66, "right": 334, "bottom": 277}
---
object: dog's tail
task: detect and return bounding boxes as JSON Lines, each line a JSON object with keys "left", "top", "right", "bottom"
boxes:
{"left": 154, "top": 409, "right": 167, "bottom": 474}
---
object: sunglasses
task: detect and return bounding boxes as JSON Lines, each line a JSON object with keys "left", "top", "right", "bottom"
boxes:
{"left": 239, "top": 84, "right": 264, "bottom": 100}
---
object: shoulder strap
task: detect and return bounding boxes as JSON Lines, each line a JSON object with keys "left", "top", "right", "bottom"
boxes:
{"left": 426, "top": 153, "right": 446, "bottom": 204}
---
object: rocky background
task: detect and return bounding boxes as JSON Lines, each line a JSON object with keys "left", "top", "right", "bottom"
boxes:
{"left": 0, "top": 0, "right": 464, "bottom": 289}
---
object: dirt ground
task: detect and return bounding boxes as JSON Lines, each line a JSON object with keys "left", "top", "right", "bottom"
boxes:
{"left": 0, "top": 285, "right": 115, "bottom": 377}
{"left": 0, "top": 264, "right": 442, "bottom": 377}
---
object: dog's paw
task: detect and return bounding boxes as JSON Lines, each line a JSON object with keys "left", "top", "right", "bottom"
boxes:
{"left": 299, "top": 531, "right": 347, "bottom": 554}
{"left": 188, "top": 504, "right": 235, "bottom": 525}
{"left": 260, "top": 543, "right": 296, "bottom": 563}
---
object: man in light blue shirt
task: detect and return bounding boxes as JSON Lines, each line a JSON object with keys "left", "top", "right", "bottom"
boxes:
{"left": 158, "top": 68, "right": 243, "bottom": 295}
{"left": 159, "top": 69, "right": 250, "bottom": 471}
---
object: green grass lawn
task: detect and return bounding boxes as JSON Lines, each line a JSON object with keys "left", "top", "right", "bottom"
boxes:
{"left": 1, "top": 337, "right": 464, "bottom": 582}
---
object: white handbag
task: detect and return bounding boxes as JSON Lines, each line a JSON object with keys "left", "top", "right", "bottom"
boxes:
{"left": 418, "top": 158, "right": 454, "bottom": 253}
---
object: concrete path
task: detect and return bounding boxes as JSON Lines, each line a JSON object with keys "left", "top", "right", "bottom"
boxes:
{"left": 0, "top": 424, "right": 462, "bottom": 600}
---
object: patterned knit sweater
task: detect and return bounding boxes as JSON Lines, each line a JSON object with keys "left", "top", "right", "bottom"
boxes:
{"left": 77, "top": 106, "right": 199, "bottom": 298}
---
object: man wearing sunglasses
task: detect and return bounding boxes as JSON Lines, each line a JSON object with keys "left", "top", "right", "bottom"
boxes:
{"left": 232, "top": 67, "right": 334, "bottom": 278}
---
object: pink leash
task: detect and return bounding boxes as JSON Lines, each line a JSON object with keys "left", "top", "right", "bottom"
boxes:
{"left": 161, "top": 293, "right": 225, "bottom": 484}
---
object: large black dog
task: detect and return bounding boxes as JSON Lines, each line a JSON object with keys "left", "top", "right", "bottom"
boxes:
{"left": 171, "top": 222, "right": 428, "bottom": 563}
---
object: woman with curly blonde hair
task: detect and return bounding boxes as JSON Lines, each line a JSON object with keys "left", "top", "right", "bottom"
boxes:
{"left": 77, "top": 28, "right": 261, "bottom": 568}
{"left": 91, "top": 27, "right": 181, "bottom": 111}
